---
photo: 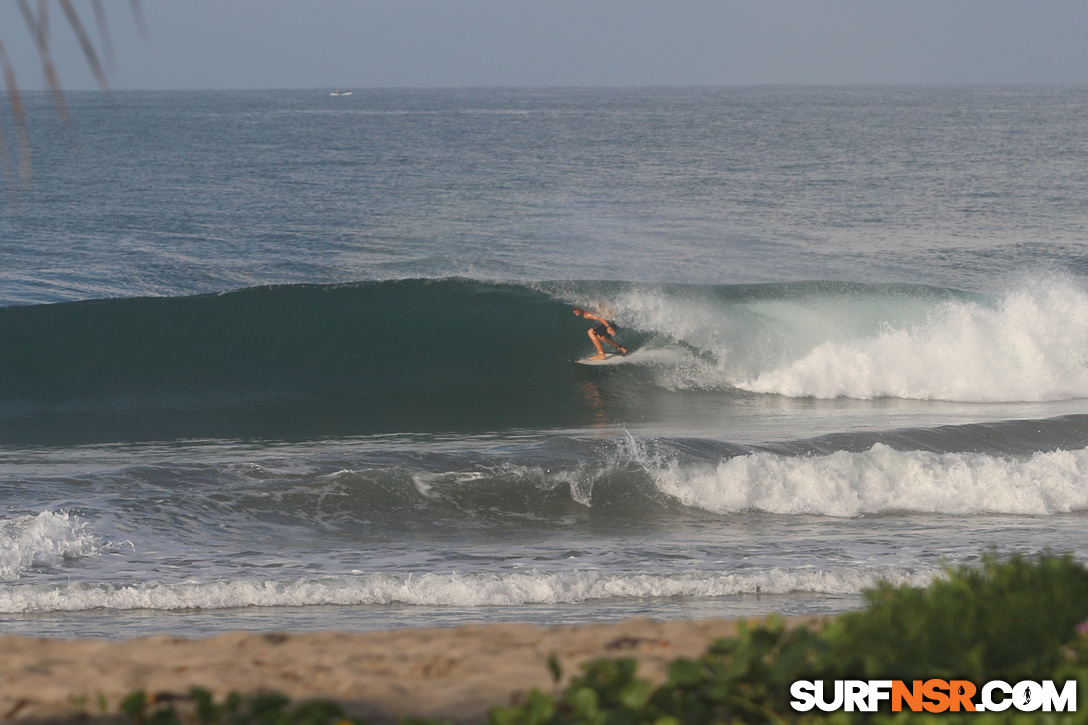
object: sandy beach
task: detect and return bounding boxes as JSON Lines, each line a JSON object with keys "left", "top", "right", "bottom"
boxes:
{"left": 0, "top": 616, "right": 824, "bottom": 723}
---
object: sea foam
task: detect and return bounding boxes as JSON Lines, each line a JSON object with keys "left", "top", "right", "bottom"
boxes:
{"left": 0, "top": 511, "right": 101, "bottom": 580}
{"left": 0, "top": 566, "right": 934, "bottom": 613}
{"left": 611, "top": 275, "right": 1088, "bottom": 402}
{"left": 648, "top": 443, "right": 1088, "bottom": 517}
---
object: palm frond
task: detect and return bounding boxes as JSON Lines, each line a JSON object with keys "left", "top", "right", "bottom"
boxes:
{"left": 128, "top": 0, "right": 148, "bottom": 38}
{"left": 90, "top": 0, "right": 114, "bottom": 70}
{"left": 0, "top": 36, "right": 29, "bottom": 197}
{"left": 2, "top": 0, "right": 143, "bottom": 193}
{"left": 18, "top": 0, "right": 69, "bottom": 123}
{"left": 57, "top": 0, "right": 109, "bottom": 90}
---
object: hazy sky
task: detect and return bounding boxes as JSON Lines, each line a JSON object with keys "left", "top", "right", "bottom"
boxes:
{"left": 3, "top": 1, "right": 1088, "bottom": 91}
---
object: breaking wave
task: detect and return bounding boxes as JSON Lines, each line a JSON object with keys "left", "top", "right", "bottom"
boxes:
{"left": 3, "top": 274, "right": 1087, "bottom": 443}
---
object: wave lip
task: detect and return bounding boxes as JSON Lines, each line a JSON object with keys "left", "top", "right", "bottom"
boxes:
{"left": 0, "top": 566, "right": 936, "bottom": 613}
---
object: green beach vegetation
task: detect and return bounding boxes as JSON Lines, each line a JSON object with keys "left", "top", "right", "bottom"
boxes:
{"left": 106, "top": 552, "right": 1088, "bottom": 725}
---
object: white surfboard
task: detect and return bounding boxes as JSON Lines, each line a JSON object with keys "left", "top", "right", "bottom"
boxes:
{"left": 575, "top": 352, "right": 629, "bottom": 366}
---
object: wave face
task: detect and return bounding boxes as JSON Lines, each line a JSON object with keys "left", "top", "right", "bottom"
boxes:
{"left": 4, "top": 275, "right": 1088, "bottom": 444}
{"left": 0, "top": 279, "right": 596, "bottom": 443}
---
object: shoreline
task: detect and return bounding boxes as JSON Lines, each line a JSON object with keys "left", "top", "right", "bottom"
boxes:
{"left": 0, "top": 615, "right": 826, "bottom": 724}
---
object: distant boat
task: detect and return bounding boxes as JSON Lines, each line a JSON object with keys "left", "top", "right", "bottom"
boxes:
{"left": 330, "top": 90, "right": 353, "bottom": 97}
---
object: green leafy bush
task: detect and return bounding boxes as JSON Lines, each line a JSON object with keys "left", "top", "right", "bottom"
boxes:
{"left": 490, "top": 553, "right": 1088, "bottom": 725}
{"left": 825, "top": 552, "right": 1088, "bottom": 682}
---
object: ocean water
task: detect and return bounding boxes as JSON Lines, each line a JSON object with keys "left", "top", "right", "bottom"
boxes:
{"left": 2, "top": 86, "right": 1088, "bottom": 639}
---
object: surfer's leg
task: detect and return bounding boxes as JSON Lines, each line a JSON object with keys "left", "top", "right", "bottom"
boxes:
{"left": 601, "top": 337, "right": 627, "bottom": 355}
{"left": 587, "top": 329, "right": 606, "bottom": 358}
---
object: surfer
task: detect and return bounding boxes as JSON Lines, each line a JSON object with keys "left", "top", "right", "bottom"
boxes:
{"left": 573, "top": 307, "right": 627, "bottom": 359}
